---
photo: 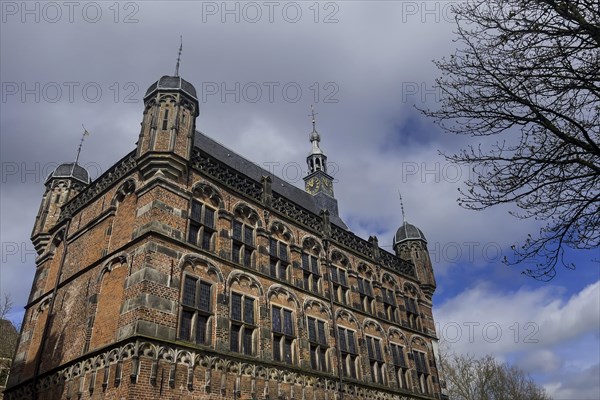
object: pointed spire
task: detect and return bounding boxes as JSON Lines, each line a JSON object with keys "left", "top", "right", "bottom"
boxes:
{"left": 74, "top": 125, "right": 90, "bottom": 165}
{"left": 174, "top": 35, "right": 183, "bottom": 77}
{"left": 398, "top": 190, "right": 407, "bottom": 223}
{"left": 304, "top": 106, "right": 335, "bottom": 199}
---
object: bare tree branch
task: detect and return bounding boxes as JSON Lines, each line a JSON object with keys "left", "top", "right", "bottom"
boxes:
{"left": 422, "top": 0, "right": 600, "bottom": 280}
{"left": 440, "top": 349, "right": 552, "bottom": 400}
{"left": 0, "top": 294, "right": 19, "bottom": 359}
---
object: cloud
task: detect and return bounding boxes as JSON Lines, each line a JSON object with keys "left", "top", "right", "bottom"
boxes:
{"left": 435, "top": 280, "right": 600, "bottom": 354}
{"left": 544, "top": 364, "right": 600, "bottom": 400}
{"left": 435, "top": 281, "right": 600, "bottom": 399}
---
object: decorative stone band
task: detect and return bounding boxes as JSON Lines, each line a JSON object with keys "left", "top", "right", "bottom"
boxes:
{"left": 3, "top": 339, "right": 432, "bottom": 400}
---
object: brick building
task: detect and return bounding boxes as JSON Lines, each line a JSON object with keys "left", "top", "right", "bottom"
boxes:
{"left": 5, "top": 73, "right": 448, "bottom": 400}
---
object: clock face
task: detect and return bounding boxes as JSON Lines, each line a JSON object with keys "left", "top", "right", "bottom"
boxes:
{"left": 305, "top": 176, "right": 333, "bottom": 196}
{"left": 322, "top": 178, "right": 333, "bottom": 195}
{"left": 306, "top": 177, "right": 321, "bottom": 194}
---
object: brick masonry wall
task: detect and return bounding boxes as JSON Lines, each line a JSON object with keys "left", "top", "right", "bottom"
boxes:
{"left": 7, "top": 102, "right": 442, "bottom": 399}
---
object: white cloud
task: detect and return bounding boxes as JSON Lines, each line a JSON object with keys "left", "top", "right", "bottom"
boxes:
{"left": 435, "top": 281, "right": 600, "bottom": 354}
{"left": 435, "top": 281, "right": 600, "bottom": 399}
{"left": 544, "top": 364, "right": 600, "bottom": 400}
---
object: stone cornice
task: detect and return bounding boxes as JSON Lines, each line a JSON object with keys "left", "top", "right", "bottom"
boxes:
{"left": 57, "top": 151, "right": 138, "bottom": 224}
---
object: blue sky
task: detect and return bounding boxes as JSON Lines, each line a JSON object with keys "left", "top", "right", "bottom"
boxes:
{"left": 1, "top": 2, "right": 598, "bottom": 398}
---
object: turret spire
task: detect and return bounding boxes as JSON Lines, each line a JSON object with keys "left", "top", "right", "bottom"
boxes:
{"left": 307, "top": 105, "right": 325, "bottom": 163}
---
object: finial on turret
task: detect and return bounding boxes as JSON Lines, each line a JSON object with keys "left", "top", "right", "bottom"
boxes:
{"left": 398, "top": 190, "right": 407, "bottom": 223}
{"left": 174, "top": 35, "right": 183, "bottom": 77}
{"left": 74, "top": 125, "right": 90, "bottom": 165}
{"left": 309, "top": 104, "right": 318, "bottom": 132}
{"left": 308, "top": 105, "right": 321, "bottom": 144}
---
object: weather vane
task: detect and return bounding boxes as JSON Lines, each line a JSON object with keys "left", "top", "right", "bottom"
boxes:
{"left": 74, "top": 124, "right": 90, "bottom": 165}
{"left": 398, "top": 190, "right": 407, "bottom": 223}
{"left": 309, "top": 104, "right": 318, "bottom": 131}
{"left": 175, "top": 35, "right": 183, "bottom": 77}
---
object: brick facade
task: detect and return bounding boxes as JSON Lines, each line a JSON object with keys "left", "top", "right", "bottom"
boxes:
{"left": 4, "top": 74, "right": 447, "bottom": 400}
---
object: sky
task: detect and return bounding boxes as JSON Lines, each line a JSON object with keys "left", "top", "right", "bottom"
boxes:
{"left": 1, "top": 1, "right": 598, "bottom": 399}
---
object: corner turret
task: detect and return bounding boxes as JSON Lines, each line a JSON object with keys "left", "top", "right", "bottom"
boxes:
{"left": 31, "top": 162, "right": 90, "bottom": 254}
{"left": 136, "top": 74, "right": 199, "bottom": 180}
{"left": 393, "top": 196, "right": 437, "bottom": 298}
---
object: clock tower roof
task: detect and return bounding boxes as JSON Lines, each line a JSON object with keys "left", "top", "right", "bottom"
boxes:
{"left": 303, "top": 106, "right": 341, "bottom": 221}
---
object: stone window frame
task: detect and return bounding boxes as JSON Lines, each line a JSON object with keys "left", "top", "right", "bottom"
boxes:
{"left": 231, "top": 203, "right": 260, "bottom": 269}
{"left": 187, "top": 199, "right": 217, "bottom": 252}
{"left": 412, "top": 349, "right": 431, "bottom": 395}
{"left": 337, "top": 326, "right": 359, "bottom": 379}
{"left": 301, "top": 237, "right": 322, "bottom": 296}
{"left": 178, "top": 274, "right": 214, "bottom": 346}
{"left": 390, "top": 342, "right": 409, "bottom": 389}
{"left": 356, "top": 264, "right": 375, "bottom": 314}
{"left": 306, "top": 315, "right": 330, "bottom": 373}
{"left": 271, "top": 304, "right": 296, "bottom": 365}
{"left": 269, "top": 237, "right": 290, "bottom": 282}
{"left": 365, "top": 334, "right": 386, "bottom": 385}
{"left": 229, "top": 291, "right": 257, "bottom": 356}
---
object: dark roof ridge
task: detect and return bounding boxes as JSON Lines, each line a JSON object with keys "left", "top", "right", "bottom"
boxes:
{"left": 193, "top": 130, "right": 348, "bottom": 230}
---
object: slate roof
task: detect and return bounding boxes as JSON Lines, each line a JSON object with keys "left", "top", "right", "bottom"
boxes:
{"left": 144, "top": 75, "right": 197, "bottom": 100}
{"left": 46, "top": 163, "right": 91, "bottom": 185}
{"left": 194, "top": 131, "right": 348, "bottom": 230}
{"left": 394, "top": 221, "right": 427, "bottom": 245}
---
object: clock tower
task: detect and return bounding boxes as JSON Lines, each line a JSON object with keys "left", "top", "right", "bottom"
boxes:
{"left": 304, "top": 107, "right": 334, "bottom": 197}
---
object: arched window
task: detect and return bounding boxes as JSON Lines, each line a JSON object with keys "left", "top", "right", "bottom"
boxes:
{"left": 230, "top": 292, "right": 257, "bottom": 355}
{"left": 301, "top": 238, "right": 321, "bottom": 295}
{"left": 403, "top": 294, "right": 421, "bottom": 331}
{"left": 188, "top": 199, "right": 216, "bottom": 251}
{"left": 179, "top": 275, "right": 213, "bottom": 345}
{"left": 330, "top": 251, "right": 349, "bottom": 304}
{"left": 337, "top": 326, "right": 359, "bottom": 379}
{"left": 402, "top": 284, "right": 422, "bottom": 331}
{"left": 307, "top": 316, "right": 329, "bottom": 372}
{"left": 390, "top": 342, "right": 409, "bottom": 388}
{"left": 269, "top": 238, "right": 289, "bottom": 282}
{"left": 379, "top": 274, "right": 399, "bottom": 324}
{"left": 382, "top": 288, "right": 398, "bottom": 323}
{"left": 365, "top": 335, "right": 385, "bottom": 384}
{"left": 231, "top": 220, "right": 254, "bottom": 267}
{"left": 356, "top": 264, "right": 375, "bottom": 314}
{"left": 271, "top": 305, "right": 295, "bottom": 364}
{"left": 413, "top": 350, "right": 431, "bottom": 394}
